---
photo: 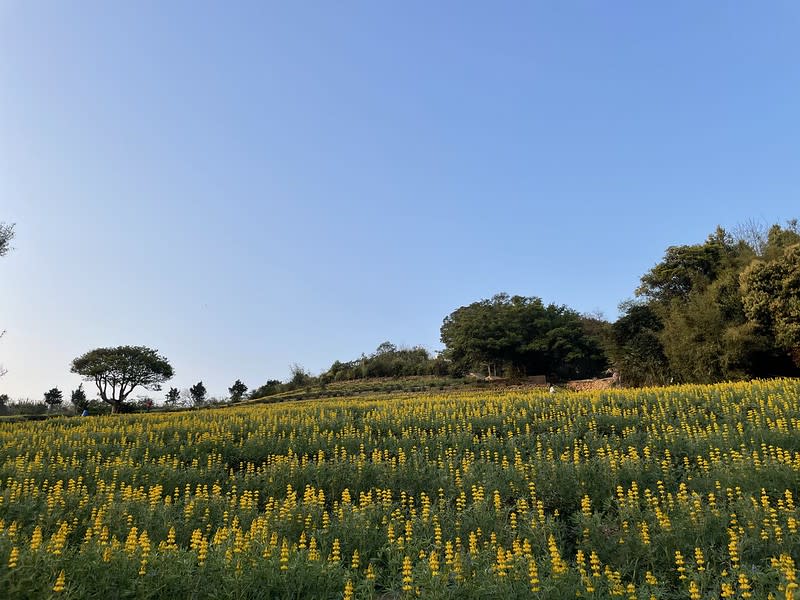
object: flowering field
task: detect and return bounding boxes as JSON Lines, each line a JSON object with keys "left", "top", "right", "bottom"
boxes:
{"left": 1, "top": 381, "right": 799, "bottom": 599}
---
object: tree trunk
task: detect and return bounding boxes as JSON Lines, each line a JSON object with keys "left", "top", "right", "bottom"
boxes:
{"left": 110, "top": 400, "right": 122, "bottom": 414}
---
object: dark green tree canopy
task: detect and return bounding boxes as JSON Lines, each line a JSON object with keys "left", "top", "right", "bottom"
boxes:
{"left": 440, "top": 293, "right": 608, "bottom": 380}
{"left": 165, "top": 387, "right": 180, "bottom": 406}
{"left": 70, "top": 384, "right": 88, "bottom": 411}
{"left": 741, "top": 243, "right": 800, "bottom": 366}
{"left": 228, "top": 379, "right": 248, "bottom": 402}
{"left": 606, "top": 221, "right": 800, "bottom": 385}
{"left": 189, "top": 381, "right": 207, "bottom": 406}
{"left": 44, "top": 387, "right": 63, "bottom": 407}
{"left": 71, "top": 345, "right": 174, "bottom": 413}
{"left": 636, "top": 228, "right": 750, "bottom": 305}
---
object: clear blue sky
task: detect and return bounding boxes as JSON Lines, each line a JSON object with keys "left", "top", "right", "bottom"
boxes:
{"left": 1, "top": 2, "right": 799, "bottom": 400}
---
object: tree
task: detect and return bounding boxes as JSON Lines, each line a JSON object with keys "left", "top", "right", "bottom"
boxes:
{"left": 249, "top": 380, "right": 282, "bottom": 399}
{"left": 228, "top": 379, "right": 248, "bottom": 402}
{"left": 71, "top": 346, "right": 174, "bottom": 413}
{"left": 165, "top": 387, "right": 180, "bottom": 406}
{"left": 608, "top": 302, "right": 670, "bottom": 387}
{"left": 189, "top": 381, "right": 207, "bottom": 406}
{"left": 0, "top": 222, "right": 14, "bottom": 258}
{"left": 70, "top": 384, "right": 88, "bottom": 411}
{"left": 0, "top": 393, "right": 8, "bottom": 407}
{"left": 636, "top": 228, "right": 745, "bottom": 305}
{"left": 44, "top": 387, "right": 63, "bottom": 408}
{"left": 741, "top": 243, "right": 800, "bottom": 366}
{"left": 440, "top": 293, "right": 608, "bottom": 380}
{"left": 288, "top": 364, "right": 312, "bottom": 389}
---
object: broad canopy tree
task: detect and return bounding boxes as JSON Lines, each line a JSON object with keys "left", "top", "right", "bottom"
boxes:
{"left": 71, "top": 346, "right": 174, "bottom": 413}
{"left": 440, "top": 293, "right": 608, "bottom": 380}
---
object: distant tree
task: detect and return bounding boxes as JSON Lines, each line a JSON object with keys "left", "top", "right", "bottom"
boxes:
{"left": 761, "top": 220, "right": 800, "bottom": 261}
{"left": 741, "top": 243, "right": 800, "bottom": 366}
{"left": 165, "top": 387, "right": 180, "bottom": 406}
{"left": 0, "top": 393, "right": 8, "bottom": 407}
{"left": 375, "top": 341, "right": 398, "bottom": 355}
{"left": 228, "top": 379, "right": 248, "bottom": 402}
{"left": 71, "top": 346, "right": 174, "bottom": 414}
{"left": 249, "top": 380, "right": 282, "bottom": 399}
{"left": 70, "top": 384, "right": 88, "bottom": 411}
{"left": 732, "top": 218, "right": 770, "bottom": 257}
{"left": 189, "top": 381, "right": 207, "bottom": 406}
{"left": 44, "top": 387, "right": 63, "bottom": 408}
{"left": 288, "top": 364, "right": 312, "bottom": 389}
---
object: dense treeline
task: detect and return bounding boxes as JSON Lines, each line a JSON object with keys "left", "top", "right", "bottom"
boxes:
{"left": 610, "top": 220, "right": 800, "bottom": 385}
{"left": 278, "top": 219, "right": 799, "bottom": 390}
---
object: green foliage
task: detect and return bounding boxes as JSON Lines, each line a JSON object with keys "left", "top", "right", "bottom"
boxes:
{"left": 440, "top": 294, "right": 608, "bottom": 380}
{"left": 636, "top": 227, "right": 749, "bottom": 305}
{"left": 610, "top": 220, "right": 800, "bottom": 385}
{"left": 189, "top": 381, "right": 207, "bottom": 406}
{"left": 70, "top": 346, "right": 174, "bottom": 413}
{"left": 165, "top": 387, "right": 180, "bottom": 406}
{"left": 249, "top": 380, "right": 283, "bottom": 399}
{"left": 228, "top": 379, "right": 248, "bottom": 402}
{"left": 323, "top": 343, "right": 441, "bottom": 382}
{"left": 43, "top": 387, "right": 63, "bottom": 407}
{"left": 289, "top": 364, "right": 312, "bottom": 388}
{"left": 69, "top": 384, "right": 87, "bottom": 411}
{"left": 609, "top": 303, "right": 670, "bottom": 386}
{"left": 741, "top": 242, "right": 800, "bottom": 366}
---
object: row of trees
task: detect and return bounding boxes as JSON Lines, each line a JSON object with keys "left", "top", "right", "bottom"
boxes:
{"left": 4, "top": 218, "right": 800, "bottom": 412}
{"left": 314, "top": 219, "right": 800, "bottom": 387}
{"left": 609, "top": 221, "right": 800, "bottom": 385}
{"left": 35, "top": 363, "right": 253, "bottom": 414}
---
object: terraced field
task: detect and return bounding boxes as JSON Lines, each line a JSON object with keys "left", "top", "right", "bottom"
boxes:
{"left": 1, "top": 380, "right": 799, "bottom": 599}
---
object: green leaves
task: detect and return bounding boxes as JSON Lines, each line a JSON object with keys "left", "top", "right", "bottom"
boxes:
{"left": 70, "top": 346, "right": 173, "bottom": 411}
{"left": 440, "top": 294, "right": 608, "bottom": 379}
{"left": 741, "top": 244, "right": 800, "bottom": 365}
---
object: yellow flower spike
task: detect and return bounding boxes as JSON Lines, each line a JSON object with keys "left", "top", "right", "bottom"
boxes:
{"left": 689, "top": 580, "right": 701, "bottom": 600}
{"left": 343, "top": 579, "right": 354, "bottom": 600}
{"left": 402, "top": 556, "right": 413, "bottom": 592}
{"left": 53, "top": 570, "right": 66, "bottom": 593}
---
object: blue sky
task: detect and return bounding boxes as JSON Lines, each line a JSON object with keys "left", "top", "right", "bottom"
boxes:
{"left": 1, "top": 2, "right": 799, "bottom": 400}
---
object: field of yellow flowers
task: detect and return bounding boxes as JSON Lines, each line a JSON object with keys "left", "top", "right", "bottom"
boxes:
{"left": 1, "top": 380, "right": 799, "bottom": 599}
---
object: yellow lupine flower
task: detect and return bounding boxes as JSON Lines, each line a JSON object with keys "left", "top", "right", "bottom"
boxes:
{"left": 53, "top": 570, "right": 66, "bottom": 593}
